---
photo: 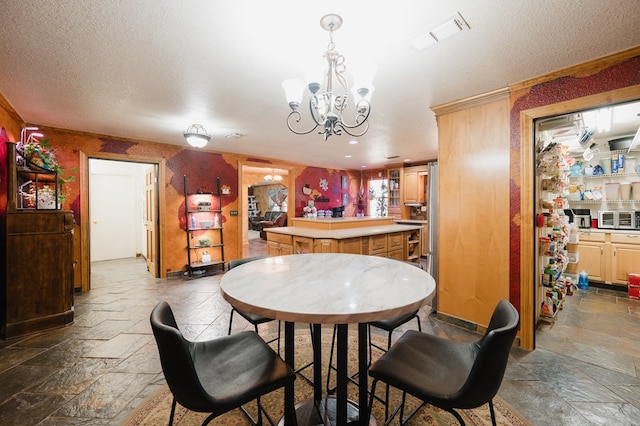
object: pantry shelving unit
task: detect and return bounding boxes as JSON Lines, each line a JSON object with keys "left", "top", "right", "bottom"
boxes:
{"left": 536, "top": 142, "right": 579, "bottom": 324}
{"left": 183, "top": 175, "right": 225, "bottom": 278}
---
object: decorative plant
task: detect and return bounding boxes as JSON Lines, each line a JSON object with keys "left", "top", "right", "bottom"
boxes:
{"left": 17, "top": 137, "right": 76, "bottom": 207}
{"left": 18, "top": 137, "right": 75, "bottom": 182}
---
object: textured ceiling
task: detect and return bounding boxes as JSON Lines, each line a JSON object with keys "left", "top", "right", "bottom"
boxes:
{"left": 0, "top": 1, "right": 638, "bottom": 169}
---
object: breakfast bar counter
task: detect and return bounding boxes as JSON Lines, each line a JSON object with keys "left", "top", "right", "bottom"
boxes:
{"left": 265, "top": 217, "right": 423, "bottom": 263}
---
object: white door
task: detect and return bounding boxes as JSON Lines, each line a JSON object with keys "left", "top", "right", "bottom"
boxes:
{"left": 90, "top": 173, "right": 136, "bottom": 261}
{"left": 144, "top": 165, "right": 159, "bottom": 277}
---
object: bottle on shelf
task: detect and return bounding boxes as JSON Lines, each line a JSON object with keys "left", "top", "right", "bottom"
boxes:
{"left": 542, "top": 258, "right": 558, "bottom": 287}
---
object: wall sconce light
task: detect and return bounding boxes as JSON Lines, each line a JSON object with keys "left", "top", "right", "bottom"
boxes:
{"left": 183, "top": 124, "right": 211, "bottom": 148}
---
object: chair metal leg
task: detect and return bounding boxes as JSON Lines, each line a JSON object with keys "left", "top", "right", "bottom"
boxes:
{"left": 367, "top": 378, "right": 379, "bottom": 424}
{"left": 326, "top": 324, "right": 337, "bottom": 393}
{"left": 489, "top": 399, "right": 497, "bottom": 426}
{"left": 294, "top": 324, "right": 316, "bottom": 386}
{"left": 447, "top": 408, "right": 466, "bottom": 426}
{"left": 227, "top": 309, "right": 235, "bottom": 335}
{"left": 169, "top": 397, "right": 177, "bottom": 426}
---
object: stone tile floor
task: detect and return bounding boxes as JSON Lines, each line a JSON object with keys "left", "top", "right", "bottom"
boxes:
{"left": 1, "top": 251, "right": 640, "bottom": 425}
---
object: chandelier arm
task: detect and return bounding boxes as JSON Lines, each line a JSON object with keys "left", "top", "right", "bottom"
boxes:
{"left": 336, "top": 100, "right": 371, "bottom": 130}
{"left": 334, "top": 55, "right": 348, "bottom": 94}
{"left": 336, "top": 121, "right": 369, "bottom": 138}
{"left": 286, "top": 110, "right": 320, "bottom": 135}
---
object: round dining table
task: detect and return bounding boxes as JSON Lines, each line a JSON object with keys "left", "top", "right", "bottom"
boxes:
{"left": 220, "top": 253, "right": 436, "bottom": 425}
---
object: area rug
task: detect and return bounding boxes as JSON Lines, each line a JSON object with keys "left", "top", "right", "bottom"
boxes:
{"left": 123, "top": 330, "right": 529, "bottom": 425}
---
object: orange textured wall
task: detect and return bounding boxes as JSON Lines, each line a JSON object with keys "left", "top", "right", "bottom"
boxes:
{"left": 1, "top": 122, "right": 363, "bottom": 284}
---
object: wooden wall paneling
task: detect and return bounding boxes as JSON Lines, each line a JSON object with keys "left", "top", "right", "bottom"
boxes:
{"left": 434, "top": 90, "right": 510, "bottom": 326}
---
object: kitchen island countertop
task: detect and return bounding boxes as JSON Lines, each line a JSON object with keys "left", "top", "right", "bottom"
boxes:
{"left": 265, "top": 223, "right": 422, "bottom": 240}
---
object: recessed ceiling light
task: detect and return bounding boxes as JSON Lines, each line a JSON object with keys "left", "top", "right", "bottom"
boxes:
{"left": 361, "top": 165, "right": 367, "bottom": 168}
{"left": 344, "top": 155, "right": 352, "bottom": 158}
{"left": 404, "top": 158, "right": 411, "bottom": 162}
{"left": 349, "top": 140, "right": 359, "bottom": 145}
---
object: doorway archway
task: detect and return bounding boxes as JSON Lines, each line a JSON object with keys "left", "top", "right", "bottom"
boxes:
{"left": 519, "top": 85, "right": 640, "bottom": 349}
{"left": 237, "top": 161, "right": 295, "bottom": 257}
{"left": 79, "top": 151, "right": 167, "bottom": 292}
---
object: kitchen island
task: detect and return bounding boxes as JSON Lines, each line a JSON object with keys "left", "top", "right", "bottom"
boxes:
{"left": 265, "top": 216, "right": 422, "bottom": 263}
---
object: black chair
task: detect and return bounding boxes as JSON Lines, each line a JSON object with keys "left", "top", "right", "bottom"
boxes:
{"left": 326, "top": 261, "right": 424, "bottom": 398}
{"left": 227, "top": 255, "right": 315, "bottom": 384}
{"left": 368, "top": 299, "right": 520, "bottom": 426}
{"left": 227, "top": 255, "right": 281, "bottom": 353}
{"left": 150, "top": 301, "right": 296, "bottom": 426}
{"left": 368, "top": 261, "right": 424, "bottom": 361}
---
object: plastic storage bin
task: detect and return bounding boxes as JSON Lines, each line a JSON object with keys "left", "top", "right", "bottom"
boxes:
{"left": 629, "top": 273, "right": 640, "bottom": 300}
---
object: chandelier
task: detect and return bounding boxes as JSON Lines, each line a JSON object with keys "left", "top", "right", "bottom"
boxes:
{"left": 282, "top": 14, "right": 373, "bottom": 141}
{"left": 183, "top": 124, "right": 210, "bottom": 148}
{"left": 264, "top": 172, "right": 283, "bottom": 182}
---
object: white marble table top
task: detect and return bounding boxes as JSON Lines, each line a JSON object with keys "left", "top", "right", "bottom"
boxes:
{"left": 221, "top": 253, "right": 436, "bottom": 324}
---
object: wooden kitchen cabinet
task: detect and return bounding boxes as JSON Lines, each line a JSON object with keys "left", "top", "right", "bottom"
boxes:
{"left": 338, "top": 237, "right": 362, "bottom": 254}
{"left": 611, "top": 233, "right": 640, "bottom": 285}
{"left": 574, "top": 231, "right": 640, "bottom": 287}
{"left": 403, "top": 170, "right": 419, "bottom": 203}
{"left": 292, "top": 236, "right": 338, "bottom": 254}
{"left": 576, "top": 242, "right": 607, "bottom": 282}
{"left": 421, "top": 224, "right": 429, "bottom": 257}
{"left": 403, "top": 166, "right": 428, "bottom": 204}
{"left": 267, "top": 233, "right": 293, "bottom": 256}
{"left": 265, "top": 225, "right": 421, "bottom": 263}
{"left": 387, "top": 168, "right": 401, "bottom": 219}
{"left": 314, "top": 238, "right": 338, "bottom": 253}
{"left": 293, "top": 236, "right": 313, "bottom": 253}
{"left": 573, "top": 231, "right": 607, "bottom": 283}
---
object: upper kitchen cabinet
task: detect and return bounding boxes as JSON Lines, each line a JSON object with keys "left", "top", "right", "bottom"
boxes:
{"left": 387, "top": 168, "right": 401, "bottom": 219}
{"left": 403, "top": 165, "right": 428, "bottom": 204}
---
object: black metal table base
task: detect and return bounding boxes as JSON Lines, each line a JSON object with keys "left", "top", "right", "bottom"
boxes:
{"left": 277, "top": 397, "right": 377, "bottom": 426}
{"left": 281, "top": 322, "right": 372, "bottom": 425}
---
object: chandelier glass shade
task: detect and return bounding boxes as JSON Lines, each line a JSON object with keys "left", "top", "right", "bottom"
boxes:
{"left": 264, "top": 173, "right": 283, "bottom": 182}
{"left": 283, "top": 14, "right": 373, "bottom": 141}
{"left": 183, "top": 124, "right": 211, "bottom": 148}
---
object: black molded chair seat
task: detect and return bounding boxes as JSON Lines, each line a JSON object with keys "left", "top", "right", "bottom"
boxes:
{"left": 368, "top": 299, "right": 519, "bottom": 426}
{"left": 150, "top": 301, "right": 296, "bottom": 425}
{"left": 369, "top": 310, "right": 421, "bottom": 355}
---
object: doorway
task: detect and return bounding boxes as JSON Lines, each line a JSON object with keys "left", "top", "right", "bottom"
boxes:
{"left": 237, "top": 162, "right": 294, "bottom": 258}
{"left": 79, "top": 152, "right": 166, "bottom": 292}
{"left": 89, "top": 159, "right": 148, "bottom": 262}
{"left": 533, "top": 99, "right": 640, "bottom": 337}
{"left": 519, "top": 85, "right": 640, "bottom": 349}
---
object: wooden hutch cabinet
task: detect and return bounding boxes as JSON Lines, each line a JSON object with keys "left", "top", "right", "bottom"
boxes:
{"left": 2, "top": 143, "right": 75, "bottom": 339}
